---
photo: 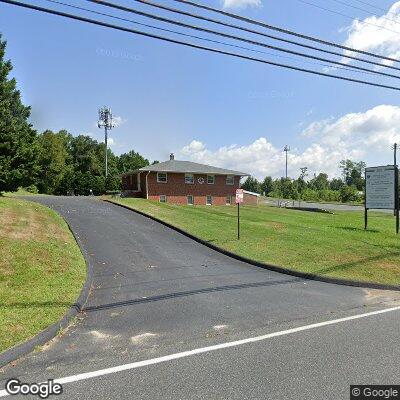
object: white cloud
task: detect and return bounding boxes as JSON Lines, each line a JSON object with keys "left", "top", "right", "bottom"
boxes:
{"left": 222, "top": 0, "right": 261, "bottom": 9}
{"left": 178, "top": 105, "right": 400, "bottom": 180}
{"left": 113, "top": 116, "right": 127, "bottom": 127}
{"left": 341, "top": 2, "right": 400, "bottom": 66}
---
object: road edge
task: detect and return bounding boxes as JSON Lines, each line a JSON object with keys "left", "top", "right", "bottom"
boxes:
{"left": 0, "top": 201, "right": 93, "bottom": 369}
{"left": 105, "top": 199, "right": 400, "bottom": 292}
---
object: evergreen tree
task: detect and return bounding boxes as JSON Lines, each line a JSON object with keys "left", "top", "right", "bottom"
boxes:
{"left": 241, "top": 176, "right": 261, "bottom": 193}
{"left": 0, "top": 35, "right": 38, "bottom": 193}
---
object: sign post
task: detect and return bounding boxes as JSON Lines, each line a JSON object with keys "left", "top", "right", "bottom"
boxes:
{"left": 235, "top": 189, "right": 244, "bottom": 240}
{"left": 365, "top": 165, "right": 398, "bottom": 233}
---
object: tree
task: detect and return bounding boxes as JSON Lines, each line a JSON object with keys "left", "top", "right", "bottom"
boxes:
{"left": 260, "top": 176, "right": 274, "bottom": 196}
{"left": 299, "top": 167, "right": 308, "bottom": 180}
{"left": 118, "top": 150, "right": 149, "bottom": 174}
{"left": 309, "top": 173, "right": 329, "bottom": 191}
{"left": 241, "top": 176, "right": 261, "bottom": 193}
{"left": 340, "top": 185, "right": 360, "bottom": 203}
{"left": 339, "top": 159, "right": 366, "bottom": 190}
{"left": 329, "top": 177, "right": 344, "bottom": 191}
{"left": 36, "top": 130, "right": 68, "bottom": 194}
{"left": 0, "top": 35, "right": 39, "bottom": 193}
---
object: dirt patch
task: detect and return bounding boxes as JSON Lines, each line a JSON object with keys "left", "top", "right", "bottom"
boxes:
{"left": 363, "top": 288, "right": 400, "bottom": 305}
{"left": 0, "top": 206, "right": 69, "bottom": 242}
{"left": 265, "top": 221, "right": 286, "bottom": 231}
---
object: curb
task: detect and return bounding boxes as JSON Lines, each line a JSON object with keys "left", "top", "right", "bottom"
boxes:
{"left": 0, "top": 206, "right": 93, "bottom": 369}
{"left": 105, "top": 199, "right": 400, "bottom": 292}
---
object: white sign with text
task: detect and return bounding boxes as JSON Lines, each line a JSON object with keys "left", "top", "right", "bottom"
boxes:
{"left": 365, "top": 166, "right": 396, "bottom": 209}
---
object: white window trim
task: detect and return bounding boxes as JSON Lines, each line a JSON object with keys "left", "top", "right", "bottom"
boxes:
{"left": 206, "top": 195, "right": 212, "bottom": 206}
{"left": 185, "top": 173, "right": 194, "bottom": 184}
{"left": 207, "top": 175, "right": 215, "bottom": 184}
{"left": 187, "top": 195, "right": 194, "bottom": 205}
{"left": 157, "top": 172, "right": 168, "bottom": 183}
{"left": 159, "top": 195, "right": 167, "bottom": 203}
{"left": 226, "top": 175, "right": 234, "bottom": 185}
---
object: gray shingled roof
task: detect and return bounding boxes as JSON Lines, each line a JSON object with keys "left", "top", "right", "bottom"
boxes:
{"left": 122, "top": 160, "right": 249, "bottom": 176}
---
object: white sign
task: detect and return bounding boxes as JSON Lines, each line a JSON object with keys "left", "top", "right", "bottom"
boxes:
{"left": 365, "top": 166, "right": 396, "bottom": 209}
{"left": 236, "top": 189, "right": 244, "bottom": 204}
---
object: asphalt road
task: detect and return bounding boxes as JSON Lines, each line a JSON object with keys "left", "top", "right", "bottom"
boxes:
{"left": 1, "top": 196, "right": 399, "bottom": 399}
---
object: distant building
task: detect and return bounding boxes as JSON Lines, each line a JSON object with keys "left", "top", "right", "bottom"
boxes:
{"left": 121, "top": 153, "right": 249, "bottom": 205}
{"left": 243, "top": 190, "right": 260, "bottom": 205}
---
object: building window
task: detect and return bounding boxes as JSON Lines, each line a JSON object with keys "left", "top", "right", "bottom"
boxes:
{"left": 157, "top": 172, "right": 167, "bottom": 183}
{"left": 226, "top": 175, "right": 234, "bottom": 185}
{"left": 206, "top": 195, "right": 212, "bottom": 205}
{"left": 185, "top": 173, "right": 194, "bottom": 184}
{"left": 207, "top": 175, "right": 215, "bottom": 184}
{"left": 187, "top": 195, "right": 194, "bottom": 205}
{"left": 226, "top": 195, "right": 232, "bottom": 205}
{"left": 159, "top": 195, "right": 167, "bottom": 203}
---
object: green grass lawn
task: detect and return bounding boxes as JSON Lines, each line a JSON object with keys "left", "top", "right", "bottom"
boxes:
{"left": 110, "top": 198, "right": 400, "bottom": 286}
{"left": 0, "top": 197, "right": 86, "bottom": 353}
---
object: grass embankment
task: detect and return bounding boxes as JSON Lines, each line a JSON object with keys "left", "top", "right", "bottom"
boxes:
{"left": 110, "top": 198, "right": 400, "bottom": 286}
{"left": 0, "top": 197, "right": 86, "bottom": 353}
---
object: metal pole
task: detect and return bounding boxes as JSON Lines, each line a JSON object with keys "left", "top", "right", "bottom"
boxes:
{"left": 364, "top": 169, "right": 368, "bottom": 230}
{"left": 237, "top": 202, "right": 240, "bottom": 240}
{"left": 105, "top": 125, "right": 108, "bottom": 179}
{"left": 396, "top": 165, "right": 399, "bottom": 234}
{"left": 285, "top": 151, "right": 288, "bottom": 179}
{"left": 394, "top": 143, "right": 397, "bottom": 216}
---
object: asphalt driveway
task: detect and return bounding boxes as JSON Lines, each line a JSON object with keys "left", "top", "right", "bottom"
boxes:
{"left": 1, "top": 196, "right": 399, "bottom": 399}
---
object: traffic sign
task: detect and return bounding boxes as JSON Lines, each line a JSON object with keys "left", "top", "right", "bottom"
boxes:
{"left": 236, "top": 189, "right": 244, "bottom": 204}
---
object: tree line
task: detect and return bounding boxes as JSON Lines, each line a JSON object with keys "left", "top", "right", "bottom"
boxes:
{"left": 0, "top": 35, "right": 150, "bottom": 195}
{"left": 242, "top": 160, "right": 366, "bottom": 203}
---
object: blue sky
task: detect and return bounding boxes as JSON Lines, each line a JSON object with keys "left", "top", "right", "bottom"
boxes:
{"left": 2, "top": 0, "right": 400, "bottom": 178}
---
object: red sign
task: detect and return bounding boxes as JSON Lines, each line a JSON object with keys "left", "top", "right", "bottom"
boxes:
{"left": 236, "top": 189, "right": 244, "bottom": 204}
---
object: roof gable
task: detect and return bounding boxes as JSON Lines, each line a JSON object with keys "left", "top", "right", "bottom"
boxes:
{"left": 122, "top": 160, "right": 249, "bottom": 176}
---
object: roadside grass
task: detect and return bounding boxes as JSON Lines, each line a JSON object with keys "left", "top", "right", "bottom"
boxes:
{"left": 110, "top": 197, "right": 400, "bottom": 286}
{"left": 0, "top": 197, "right": 86, "bottom": 353}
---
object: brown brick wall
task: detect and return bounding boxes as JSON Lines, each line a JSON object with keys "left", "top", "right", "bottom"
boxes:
{"left": 147, "top": 172, "right": 240, "bottom": 205}
{"left": 243, "top": 192, "right": 259, "bottom": 205}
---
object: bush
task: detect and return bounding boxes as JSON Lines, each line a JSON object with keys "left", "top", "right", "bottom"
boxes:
{"left": 25, "top": 184, "right": 38, "bottom": 194}
{"left": 339, "top": 185, "right": 360, "bottom": 203}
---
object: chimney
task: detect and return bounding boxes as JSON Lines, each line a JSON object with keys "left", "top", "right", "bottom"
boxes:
{"left": 170, "top": 153, "right": 175, "bottom": 160}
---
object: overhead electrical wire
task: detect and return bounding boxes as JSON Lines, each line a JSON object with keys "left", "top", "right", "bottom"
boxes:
{"left": 293, "top": 0, "right": 400, "bottom": 35}
{"left": 328, "top": 0, "right": 400, "bottom": 26}
{"left": 2, "top": 0, "right": 400, "bottom": 91}
{"left": 168, "top": 0, "right": 400, "bottom": 62}
{"left": 85, "top": 0, "right": 400, "bottom": 79}
{"left": 43, "top": 0, "right": 375, "bottom": 74}
{"left": 351, "top": 0, "right": 398, "bottom": 17}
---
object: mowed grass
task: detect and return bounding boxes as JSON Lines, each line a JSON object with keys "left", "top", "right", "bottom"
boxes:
{"left": 0, "top": 197, "right": 86, "bottom": 353}
{"left": 111, "top": 198, "right": 400, "bottom": 286}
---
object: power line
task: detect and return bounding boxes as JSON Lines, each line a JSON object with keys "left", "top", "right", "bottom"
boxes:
{"left": 43, "top": 0, "right": 295, "bottom": 57}
{"left": 294, "top": 0, "right": 400, "bottom": 35}
{"left": 44, "top": 0, "right": 376, "bottom": 74}
{"left": 85, "top": 0, "right": 400, "bottom": 79}
{"left": 169, "top": 0, "right": 400, "bottom": 62}
{"left": 2, "top": 0, "right": 400, "bottom": 91}
{"left": 132, "top": 0, "right": 400, "bottom": 72}
{"left": 351, "top": 0, "right": 397, "bottom": 17}
{"left": 328, "top": 0, "right": 400, "bottom": 26}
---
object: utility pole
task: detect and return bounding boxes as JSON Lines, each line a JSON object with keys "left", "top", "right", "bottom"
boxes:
{"left": 98, "top": 106, "right": 114, "bottom": 179}
{"left": 283, "top": 145, "right": 290, "bottom": 179}
{"left": 392, "top": 143, "right": 398, "bottom": 217}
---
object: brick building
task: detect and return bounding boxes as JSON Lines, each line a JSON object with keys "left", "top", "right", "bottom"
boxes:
{"left": 121, "top": 154, "right": 249, "bottom": 205}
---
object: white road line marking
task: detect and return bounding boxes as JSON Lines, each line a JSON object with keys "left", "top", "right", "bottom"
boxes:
{"left": 1, "top": 305, "right": 400, "bottom": 397}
